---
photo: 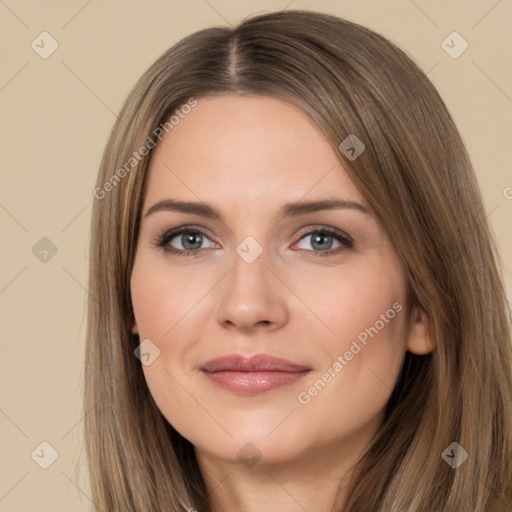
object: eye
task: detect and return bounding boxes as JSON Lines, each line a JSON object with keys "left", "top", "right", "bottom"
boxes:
{"left": 153, "top": 227, "right": 215, "bottom": 256}
{"left": 293, "top": 228, "right": 353, "bottom": 257}
{"left": 152, "top": 225, "right": 354, "bottom": 258}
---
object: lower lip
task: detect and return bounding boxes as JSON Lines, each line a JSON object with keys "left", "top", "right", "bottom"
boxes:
{"left": 201, "top": 370, "right": 311, "bottom": 395}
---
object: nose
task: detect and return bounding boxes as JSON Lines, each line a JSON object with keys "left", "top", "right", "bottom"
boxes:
{"left": 216, "top": 245, "right": 289, "bottom": 334}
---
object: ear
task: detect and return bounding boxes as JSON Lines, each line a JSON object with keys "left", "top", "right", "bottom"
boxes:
{"left": 406, "top": 305, "right": 435, "bottom": 355}
{"left": 132, "top": 320, "right": 139, "bottom": 335}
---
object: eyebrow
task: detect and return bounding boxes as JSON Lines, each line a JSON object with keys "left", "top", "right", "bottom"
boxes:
{"left": 144, "top": 197, "right": 370, "bottom": 222}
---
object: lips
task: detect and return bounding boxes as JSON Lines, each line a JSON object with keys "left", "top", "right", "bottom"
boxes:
{"left": 199, "top": 354, "right": 312, "bottom": 395}
{"left": 200, "top": 354, "right": 311, "bottom": 373}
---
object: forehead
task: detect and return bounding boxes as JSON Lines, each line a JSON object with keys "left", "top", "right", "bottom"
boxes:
{"left": 145, "top": 94, "right": 366, "bottom": 209}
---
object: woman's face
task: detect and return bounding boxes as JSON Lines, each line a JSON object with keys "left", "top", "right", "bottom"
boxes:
{"left": 130, "top": 94, "right": 432, "bottom": 469}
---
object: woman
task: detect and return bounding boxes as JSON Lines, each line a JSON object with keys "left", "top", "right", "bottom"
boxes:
{"left": 84, "top": 9, "right": 512, "bottom": 511}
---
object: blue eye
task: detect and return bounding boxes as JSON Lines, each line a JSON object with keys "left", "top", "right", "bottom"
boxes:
{"left": 155, "top": 227, "right": 215, "bottom": 256}
{"left": 153, "top": 226, "right": 354, "bottom": 258}
{"left": 293, "top": 228, "right": 353, "bottom": 257}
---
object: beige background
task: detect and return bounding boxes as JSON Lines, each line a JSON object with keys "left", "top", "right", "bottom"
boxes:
{"left": 0, "top": 1, "right": 510, "bottom": 510}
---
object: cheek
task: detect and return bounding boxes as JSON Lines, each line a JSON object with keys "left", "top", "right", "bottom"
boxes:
{"left": 130, "top": 256, "right": 208, "bottom": 338}
{"left": 290, "top": 258, "right": 407, "bottom": 357}
{"left": 130, "top": 257, "right": 212, "bottom": 434}
{"left": 292, "top": 258, "right": 408, "bottom": 410}
{"left": 293, "top": 263, "right": 408, "bottom": 433}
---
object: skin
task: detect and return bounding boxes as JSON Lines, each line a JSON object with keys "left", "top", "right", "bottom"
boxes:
{"left": 130, "top": 94, "right": 435, "bottom": 512}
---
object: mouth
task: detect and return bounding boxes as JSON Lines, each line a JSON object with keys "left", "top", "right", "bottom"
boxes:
{"left": 199, "top": 354, "right": 312, "bottom": 395}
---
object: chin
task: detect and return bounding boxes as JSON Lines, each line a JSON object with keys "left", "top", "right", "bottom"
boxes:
{"left": 195, "top": 435, "right": 307, "bottom": 467}
{"left": 181, "top": 416, "right": 314, "bottom": 467}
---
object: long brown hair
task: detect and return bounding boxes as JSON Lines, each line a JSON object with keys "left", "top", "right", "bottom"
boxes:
{"left": 84, "top": 9, "right": 512, "bottom": 511}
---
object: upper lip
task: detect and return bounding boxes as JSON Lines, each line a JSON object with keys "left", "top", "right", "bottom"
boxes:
{"left": 200, "top": 354, "right": 311, "bottom": 373}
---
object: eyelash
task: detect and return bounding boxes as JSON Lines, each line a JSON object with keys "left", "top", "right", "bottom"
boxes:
{"left": 152, "top": 225, "right": 354, "bottom": 259}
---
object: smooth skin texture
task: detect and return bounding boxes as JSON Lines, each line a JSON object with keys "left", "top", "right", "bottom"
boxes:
{"left": 130, "top": 94, "right": 435, "bottom": 512}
